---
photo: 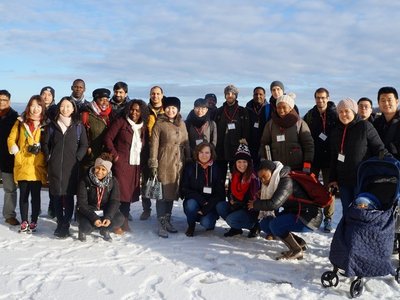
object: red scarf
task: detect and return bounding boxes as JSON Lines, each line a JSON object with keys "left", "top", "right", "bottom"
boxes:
{"left": 231, "top": 171, "right": 251, "bottom": 201}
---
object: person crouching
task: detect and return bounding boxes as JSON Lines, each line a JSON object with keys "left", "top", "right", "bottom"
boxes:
{"left": 76, "top": 152, "right": 124, "bottom": 241}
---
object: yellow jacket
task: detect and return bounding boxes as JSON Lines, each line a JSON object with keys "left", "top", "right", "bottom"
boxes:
{"left": 147, "top": 104, "right": 164, "bottom": 136}
{"left": 7, "top": 118, "right": 47, "bottom": 184}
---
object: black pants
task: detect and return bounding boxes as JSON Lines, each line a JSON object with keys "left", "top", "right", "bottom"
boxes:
{"left": 119, "top": 202, "right": 131, "bottom": 218}
{"left": 53, "top": 194, "right": 75, "bottom": 225}
{"left": 77, "top": 211, "right": 125, "bottom": 234}
{"left": 156, "top": 200, "right": 174, "bottom": 217}
{"left": 18, "top": 181, "right": 42, "bottom": 223}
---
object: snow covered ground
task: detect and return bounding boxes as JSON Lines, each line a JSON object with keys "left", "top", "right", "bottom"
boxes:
{"left": 0, "top": 189, "right": 399, "bottom": 300}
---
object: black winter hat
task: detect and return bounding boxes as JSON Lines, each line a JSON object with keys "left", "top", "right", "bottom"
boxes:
{"left": 92, "top": 88, "right": 111, "bottom": 100}
{"left": 163, "top": 96, "right": 181, "bottom": 111}
{"left": 234, "top": 143, "right": 252, "bottom": 162}
{"left": 40, "top": 86, "right": 55, "bottom": 99}
{"left": 205, "top": 93, "right": 217, "bottom": 104}
{"left": 194, "top": 98, "right": 207, "bottom": 108}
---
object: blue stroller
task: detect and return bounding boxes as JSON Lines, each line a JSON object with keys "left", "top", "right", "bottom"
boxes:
{"left": 321, "top": 156, "right": 400, "bottom": 298}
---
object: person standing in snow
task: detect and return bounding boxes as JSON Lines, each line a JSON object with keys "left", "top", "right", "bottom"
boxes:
{"left": 43, "top": 97, "right": 88, "bottom": 238}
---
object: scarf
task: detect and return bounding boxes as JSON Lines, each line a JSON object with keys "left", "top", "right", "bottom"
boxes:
{"left": 57, "top": 115, "right": 72, "bottom": 134}
{"left": 260, "top": 161, "right": 284, "bottom": 200}
{"left": 90, "top": 101, "right": 112, "bottom": 125}
{"left": 88, "top": 167, "right": 112, "bottom": 189}
{"left": 26, "top": 114, "right": 42, "bottom": 133}
{"left": 231, "top": 171, "right": 251, "bottom": 202}
{"left": 188, "top": 110, "right": 209, "bottom": 128}
{"left": 126, "top": 117, "right": 143, "bottom": 165}
{"left": 271, "top": 109, "right": 299, "bottom": 128}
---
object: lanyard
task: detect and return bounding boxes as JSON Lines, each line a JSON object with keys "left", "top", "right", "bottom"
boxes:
{"left": 195, "top": 123, "right": 208, "bottom": 138}
{"left": 96, "top": 187, "right": 105, "bottom": 209}
{"left": 253, "top": 103, "right": 264, "bottom": 122}
{"left": 320, "top": 112, "right": 326, "bottom": 133}
{"left": 223, "top": 104, "right": 239, "bottom": 123}
{"left": 340, "top": 125, "right": 348, "bottom": 154}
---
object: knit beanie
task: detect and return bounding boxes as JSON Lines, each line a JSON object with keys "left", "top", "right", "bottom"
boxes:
{"left": 276, "top": 92, "right": 296, "bottom": 109}
{"left": 40, "top": 86, "right": 55, "bottom": 99}
{"left": 94, "top": 157, "right": 113, "bottom": 173}
{"left": 234, "top": 143, "right": 252, "bottom": 162}
{"left": 224, "top": 85, "right": 239, "bottom": 97}
{"left": 270, "top": 81, "right": 284, "bottom": 92}
{"left": 205, "top": 93, "right": 217, "bottom": 104}
{"left": 194, "top": 98, "right": 207, "bottom": 108}
{"left": 337, "top": 98, "right": 358, "bottom": 114}
{"left": 163, "top": 96, "right": 181, "bottom": 111}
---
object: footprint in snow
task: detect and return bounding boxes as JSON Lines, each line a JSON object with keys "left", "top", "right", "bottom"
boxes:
{"left": 88, "top": 278, "right": 113, "bottom": 295}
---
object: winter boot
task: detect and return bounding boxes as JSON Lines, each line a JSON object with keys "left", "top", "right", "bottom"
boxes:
{"left": 185, "top": 224, "right": 196, "bottom": 237}
{"left": 323, "top": 218, "right": 333, "bottom": 233}
{"left": 247, "top": 223, "right": 260, "bottom": 238}
{"left": 78, "top": 231, "right": 86, "bottom": 242}
{"left": 281, "top": 233, "right": 307, "bottom": 256}
{"left": 100, "top": 228, "right": 112, "bottom": 241}
{"left": 140, "top": 210, "right": 151, "bottom": 221}
{"left": 276, "top": 233, "right": 303, "bottom": 260}
{"left": 158, "top": 216, "right": 169, "bottom": 238}
{"left": 224, "top": 228, "right": 243, "bottom": 237}
{"left": 164, "top": 213, "right": 178, "bottom": 233}
{"left": 121, "top": 217, "right": 131, "bottom": 232}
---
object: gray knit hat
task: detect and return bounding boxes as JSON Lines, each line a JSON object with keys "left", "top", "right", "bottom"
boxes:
{"left": 224, "top": 84, "right": 239, "bottom": 97}
{"left": 270, "top": 81, "right": 284, "bottom": 92}
{"left": 337, "top": 98, "right": 358, "bottom": 114}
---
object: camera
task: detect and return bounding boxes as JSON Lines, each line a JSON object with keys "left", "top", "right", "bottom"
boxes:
{"left": 27, "top": 143, "right": 41, "bottom": 155}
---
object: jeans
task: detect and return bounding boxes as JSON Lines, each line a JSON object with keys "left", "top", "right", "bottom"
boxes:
{"left": 0, "top": 171, "right": 17, "bottom": 219}
{"left": 216, "top": 201, "right": 257, "bottom": 230}
{"left": 18, "top": 180, "right": 42, "bottom": 223}
{"left": 183, "top": 198, "right": 219, "bottom": 229}
{"left": 260, "top": 213, "right": 312, "bottom": 238}
{"left": 338, "top": 184, "right": 356, "bottom": 217}
{"left": 53, "top": 194, "right": 74, "bottom": 225}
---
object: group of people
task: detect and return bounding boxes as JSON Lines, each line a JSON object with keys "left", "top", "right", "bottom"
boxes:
{"left": 0, "top": 78, "right": 399, "bottom": 260}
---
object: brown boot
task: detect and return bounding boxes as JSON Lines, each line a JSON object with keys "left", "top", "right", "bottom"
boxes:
{"left": 281, "top": 233, "right": 307, "bottom": 255}
{"left": 113, "top": 227, "right": 124, "bottom": 235}
{"left": 276, "top": 233, "right": 303, "bottom": 260}
{"left": 121, "top": 218, "right": 131, "bottom": 232}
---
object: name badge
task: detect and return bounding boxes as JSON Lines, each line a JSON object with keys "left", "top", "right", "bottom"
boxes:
{"left": 319, "top": 132, "right": 327, "bottom": 141}
{"left": 338, "top": 153, "right": 345, "bottom": 162}
{"left": 277, "top": 135, "right": 285, "bottom": 142}
{"left": 228, "top": 123, "right": 236, "bottom": 130}
{"left": 196, "top": 139, "right": 203, "bottom": 145}
{"left": 203, "top": 187, "right": 212, "bottom": 194}
{"left": 254, "top": 122, "right": 259, "bottom": 128}
{"left": 95, "top": 210, "right": 104, "bottom": 217}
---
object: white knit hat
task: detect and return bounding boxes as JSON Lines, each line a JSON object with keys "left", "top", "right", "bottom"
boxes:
{"left": 276, "top": 92, "right": 296, "bottom": 109}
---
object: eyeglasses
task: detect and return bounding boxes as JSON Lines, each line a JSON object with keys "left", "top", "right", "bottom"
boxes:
{"left": 315, "top": 96, "right": 327, "bottom": 100}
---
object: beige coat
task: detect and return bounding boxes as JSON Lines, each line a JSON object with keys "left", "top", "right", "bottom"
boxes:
{"left": 148, "top": 115, "right": 190, "bottom": 200}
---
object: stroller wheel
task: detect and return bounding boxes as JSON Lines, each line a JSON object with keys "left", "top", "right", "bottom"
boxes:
{"left": 321, "top": 271, "right": 339, "bottom": 288}
{"left": 395, "top": 267, "right": 400, "bottom": 284}
{"left": 350, "top": 278, "right": 364, "bottom": 298}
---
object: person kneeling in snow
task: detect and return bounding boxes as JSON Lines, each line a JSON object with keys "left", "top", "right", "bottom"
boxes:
{"left": 76, "top": 152, "right": 124, "bottom": 242}
{"left": 248, "top": 160, "right": 323, "bottom": 260}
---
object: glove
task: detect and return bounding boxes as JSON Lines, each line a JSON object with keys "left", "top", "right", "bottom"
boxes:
{"left": 150, "top": 167, "right": 158, "bottom": 178}
{"left": 302, "top": 162, "right": 311, "bottom": 174}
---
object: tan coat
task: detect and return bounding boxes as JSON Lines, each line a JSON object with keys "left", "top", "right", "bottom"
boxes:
{"left": 148, "top": 115, "right": 190, "bottom": 200}
{"left": 7, "top": 118, "right": 47, "bottom": 184}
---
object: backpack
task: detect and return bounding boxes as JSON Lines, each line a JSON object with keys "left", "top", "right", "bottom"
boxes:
{"left": 288, "top": 171, "right": 333, "bottom": 208}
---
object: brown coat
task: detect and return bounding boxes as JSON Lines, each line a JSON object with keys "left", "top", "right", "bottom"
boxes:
{"left": 148, "top": 115, "right": 190, "bottom": 200}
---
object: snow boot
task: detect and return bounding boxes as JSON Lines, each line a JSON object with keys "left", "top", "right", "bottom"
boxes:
{"left": 185, "top": 224, "right": 196, "bottom": 237}
{"left": 164, "top": 213, "right": 178, "bottom": 233}
{"left": 276, "top": 233, "right": 303, "bottom": 260}
{"left": 281, "top": 233, "right": 307, "bottom": 256}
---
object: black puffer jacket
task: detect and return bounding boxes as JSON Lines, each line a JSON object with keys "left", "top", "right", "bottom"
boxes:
{"left": 303, "top": 102, "right": 338, "bottom": 169}
{"left": 76, "top": 173, "right": 121, "bottom": 223}
{"left": 253, "top": 166, "right": 322, "bottom": 230}
{"left": 373, "top": 111, "right": 400, "bottom": 160}
{"left": 0, "top": 107, "right": 18, "bottom": 173}
{"left": 329, "top": 116, "right": 388, "bottom": 186}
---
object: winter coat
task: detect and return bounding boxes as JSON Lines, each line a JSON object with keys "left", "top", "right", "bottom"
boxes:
{"left": 7, "top": 118, "right": 47, "bottom": 184}
{"left": 329, "top": 205, "right": 396, "bottom": 277}
{"left": 147, "top": 103, "right": 164, "bottom": 136}
{"left": 245, "top": 99, "right": 271, "bottom": 164}
{"left": 0, "top": 108, "right": 18, "bottom": 173}
{"left": 303, "top": 102, "right": 338, "bottom": 169}
{"left": 104, "top": 117, "right": 148, "bottom": 203}
{"left": 148, "top": 115, "right": 190, "bottom": 200}
{"left": 185, "top": 110, "right": 217, "bottom": 155}
{"left": 215, "top": 101, "right": 250, "bottom": 161}
{"left": 76, "top": 173, "right": 121, "bottom": 223}
{"left": 43, "top": 119, "right": 88, "bottom": 196}
{"left": 181, "top": 161, "right": 225, "bottom": 215}
{"left": 81, "top": 105, "right": 114, "bottom": 170}
{"left": 253, "top": 166, "right": 323, "bottom": 230}
{"left": 329, "top": 117, "right": 388, "bottom": 186}
{"left": 259, "top": 117, "right": 314, "bottom": 170}
{"left": 373, "top": 111, "right": 400, "bottom": 160}
{"left": 110, "top": 97, "right": 129, "bottom": 117}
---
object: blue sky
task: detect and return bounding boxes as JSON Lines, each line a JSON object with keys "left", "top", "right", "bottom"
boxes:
{"left": 1, "top": 0, "right": 399, "bottom": 112}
